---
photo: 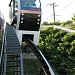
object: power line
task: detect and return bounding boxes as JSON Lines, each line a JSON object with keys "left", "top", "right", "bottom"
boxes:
{"left": 57, "top": 1, "right": 74, "bottom": 13}
{"left": 42, "top": 15, "right": 53, "bottom": 20}
{"left": 42, "top": 1, "right": 74, "bottom": 21}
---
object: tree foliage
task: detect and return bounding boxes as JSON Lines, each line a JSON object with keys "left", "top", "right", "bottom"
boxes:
{"left": 72, "top": 14, "right": 75, "bottom": 22}
{"left": 38, "top": 27, "right": 75, "bottom": 75}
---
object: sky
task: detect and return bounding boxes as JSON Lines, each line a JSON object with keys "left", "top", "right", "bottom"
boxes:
{"left": 0, "top": 0, "right": 75, "bottom": 23}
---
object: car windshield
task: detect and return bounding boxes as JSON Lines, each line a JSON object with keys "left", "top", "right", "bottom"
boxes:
{"left": 20, "top": 0, "right": 41, "bottom": 10}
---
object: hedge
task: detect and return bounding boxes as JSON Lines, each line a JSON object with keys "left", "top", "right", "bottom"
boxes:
{"left": 38, "top": 27, "right": 75, "bottom": 75}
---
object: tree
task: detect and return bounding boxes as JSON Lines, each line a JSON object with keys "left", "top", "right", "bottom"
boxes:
{"left": 72, "top": 14, "right": 75, "bottom": 22}
{"left": 42, "top": 21, "right": 49, "bottom": 25}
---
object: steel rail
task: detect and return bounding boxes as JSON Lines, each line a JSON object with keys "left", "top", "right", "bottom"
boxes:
{"left": 25, "top": 37, "right": 55, "bottom": 75}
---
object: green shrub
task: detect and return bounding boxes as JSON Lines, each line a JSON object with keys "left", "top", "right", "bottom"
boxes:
{"left": 38, "top": 27, "right": 75, "bottom": 75}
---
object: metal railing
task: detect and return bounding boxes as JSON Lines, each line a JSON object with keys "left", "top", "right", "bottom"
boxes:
{"left": 0, "top": 23, "right": 6, "bottom": 75}
{"left": 25, "top": 37, "right": 55, "bottom": 75}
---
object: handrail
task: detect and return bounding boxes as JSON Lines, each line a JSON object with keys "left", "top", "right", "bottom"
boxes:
{"left": 0, "top": 25, "right": 6, "bottom": 75}
{"left": 25, "top": 37, "right": 55, "bottom": 75}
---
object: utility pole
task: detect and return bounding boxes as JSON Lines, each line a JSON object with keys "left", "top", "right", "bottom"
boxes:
{"left": 47, "top": 3, "right": 58, "bottom": 22}
{"left": 53, "top": 3, "right": 55, "bottom": 22}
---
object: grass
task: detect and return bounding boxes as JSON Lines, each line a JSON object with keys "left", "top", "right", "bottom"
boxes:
{"left": 23, "top": 58, "right": 42, "bottom": 75}
{"left": 22, "top": 44, "right": 43, "bottom": 75}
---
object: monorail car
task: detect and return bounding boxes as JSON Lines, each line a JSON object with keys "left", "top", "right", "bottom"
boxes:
{"left": 9, "top": 0, "right": 41, "bottom": 31}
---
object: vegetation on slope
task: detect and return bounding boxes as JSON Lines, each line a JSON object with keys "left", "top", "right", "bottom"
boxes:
{"left": 38, "top": 27, "right": 75, "bottom": 75}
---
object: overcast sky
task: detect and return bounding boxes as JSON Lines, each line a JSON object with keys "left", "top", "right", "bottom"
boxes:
{"left": 0, "top": 0, "right": 75, "bottom": 23}
{"left": 41, "top": 0, "right": 75, "bottom": 23}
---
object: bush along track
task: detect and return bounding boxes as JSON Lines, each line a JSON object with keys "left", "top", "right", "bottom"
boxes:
{"left": 38, "top": 27, "right": 75, "bottom": 75}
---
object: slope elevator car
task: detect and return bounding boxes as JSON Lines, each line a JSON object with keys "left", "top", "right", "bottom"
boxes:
{"left": 9, "top": 0, "right": 41, "bottom": 45}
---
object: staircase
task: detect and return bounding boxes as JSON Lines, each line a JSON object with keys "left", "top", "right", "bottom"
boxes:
{"left": 2, "top": 23, "right": 24, "bottom": 75}
{"left": 5, "top": 54, "right": 22, "bottom": 75}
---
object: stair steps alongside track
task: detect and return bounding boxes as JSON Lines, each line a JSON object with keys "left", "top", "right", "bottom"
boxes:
{"left": 2, "top": 24, "right": 24, "bottom": 75}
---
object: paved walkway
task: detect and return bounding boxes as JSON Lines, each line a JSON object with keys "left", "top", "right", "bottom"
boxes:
{"left": 54, "top": 25, "right": 75, "bottom": 33}
{"left": 41, "top": 25, "right": 75, "bottom": 33}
